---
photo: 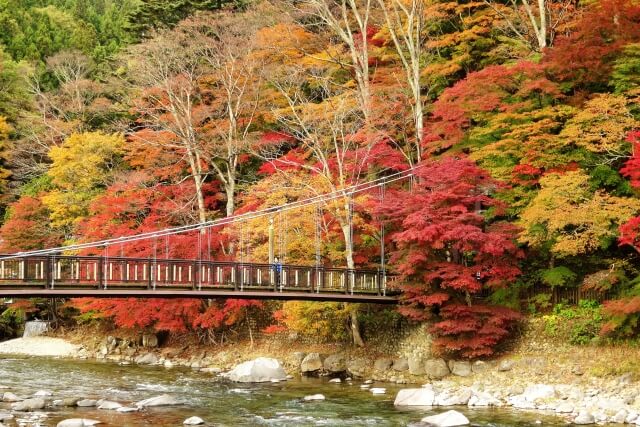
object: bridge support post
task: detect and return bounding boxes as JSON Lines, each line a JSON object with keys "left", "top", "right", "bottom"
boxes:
{"left": 192, "top": 261, "right": 197, "bottom": 290}
{"left": 44, "top": 256, "right": 52, "bottom": 289}
{"left": 98, "top": 256, "right": 104, "bottom": 289}
{"left": 147, "top": 259, "right": 152, "bottom": 290}
{"left": 233, "top": 264, "right": 239, "bottom": 291}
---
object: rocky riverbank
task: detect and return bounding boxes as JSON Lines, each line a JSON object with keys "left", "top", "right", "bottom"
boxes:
{"left": 4, "top": 320, "right": 640, "bottom": 425}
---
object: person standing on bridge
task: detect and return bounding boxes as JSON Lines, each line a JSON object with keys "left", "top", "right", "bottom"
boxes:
{"left": 272, "top": 256, "right": 282, "bottom": 289}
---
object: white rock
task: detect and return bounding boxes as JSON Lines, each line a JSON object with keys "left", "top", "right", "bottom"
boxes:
{"left": 116, "top": 407, "right": 138, "bottom": 413}
{"left": 163, "top": 360, "right": 174, "bottom": 368}
{"left": 508, "top": 395, "right": 536, "bottom": 409}
{"left": 370, "top": 388, "right": 386, "bottom": 394}
{"left": 76, "top": 399, "right": 97, "bottom": 407}
{"left": 33, "top": 390, "right": 52, "bottom": 397}
{"left": 360, "top": 384, "right": 370, "bottom": 389}
{"left": 97, "top": 401, "right": 122, "bottom": 410}
{"left": 421, "top": 410, "right": 470, "bottom": 427}
{"left": 2, "top": 392, "right": 21, "bottom": 402}
{"left": 555, "top": 402, "right": 574, "bottom": 413}
{"left": 226, "top": 357, "right": 287, "bottom": 383}
{"left": 270, "top": 379, "right": 280, "bottom": 383}
{"left": 57, "top": 419, "right": 102, "bottom": 427}
{"left": 329, "top": 378, "right": 341, "bottom": 383}
{"left": 574, "top": 411, "right": 595, "bottom": 425}
{"left": 135, "top": 394, "right": 181, "bottom": 407}
{"left": 183, "top": 416, "right": 204, "bottom": 425}
{"left": 364, "top": 380, "right": 373, "bottom": 384}
{"left": 394, "top": 388, "right": 435, "bottom": 406}
{"left": 626, "top": 411, "right": 638, "bottom": 423}
{"left": 11, "top": 397, "right": 45, "bottom": 411}
{"left": 200, "top": 367, "right": 222, "bottom": 374}
{"left": 612, "top": 409, "right": 627, "bottom": 423}
{"left": 468, "top": 391, "right": 501, "bottom": 407}
{"left": 303, "top": 394, "right": 325, "bottom": 401}
{"left": 435, "top": 388, "right": 472, "bottom": 406}
{"left": 521, "top": 384, "right": 555, "bottom": 401}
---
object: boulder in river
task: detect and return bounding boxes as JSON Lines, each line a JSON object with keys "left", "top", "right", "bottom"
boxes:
{"left": 116, "top": 407, "right": 139, "bottom": 413}
{"left": 57, "top": 419, "right": 102, "bottom": 427}
{"left": 76, "top": 399, "right": 97, "bottom": 407}
{"left": 226, "top": 357, "right": 287, "bottom": 383}
{"left": 0, "top": 413, "right": 13, "bottom": 422}
{"left": 421, "top": 410, "right": 470, "bottom": 427}
{"left": 300, "top": 353, "right": 323, "bottom": 373}
{"left": 303, "top": 394, "right": 325, "bottom": 401}
{"left": 136, "top": 394, "right": 181, "bottom": 407}
{"left": 183, "top": 416, "right": 205, "bottom": 425}
{"left": 11, "top": 397, "right": 45, "bottom": 411}
{"left": 61, "top": 398, "right": 79, "bottom": 407}
{"left": 97, "top": 400, "right": 122, "bottom": 410}
{"left": 394, "top": 388, "right": 435, "bottom": 406}
{"left": 2, "top": 392, "right": 21, "bottom": 402}
{"left": 573, "top": 411, "right": 595, "bottom": 425}
{"left": 134, "top": 352, "right": 159, "bottom": 365}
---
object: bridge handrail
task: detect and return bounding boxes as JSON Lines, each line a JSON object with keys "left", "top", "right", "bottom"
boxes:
{"left": 0, "top": 254, "right": 389, "bottom": 275}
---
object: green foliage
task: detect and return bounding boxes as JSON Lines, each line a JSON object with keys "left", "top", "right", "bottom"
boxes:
{"left": 542, "top": 300, "right": 603, "bottom": 345}
{"left": 0, "top": 0, "right": 148, "bottom": 66}
{"left": 0, "top": 48, "right": 32, "bottom": 121}
{"left": 20, "top": 174, "right": 53, "bottom": 197}
{"left": 611, "top": 43, "right": 640, "bottom": 94}
{"left": 540, "top": 266, "right": 577, "bottom": 287}
{"left": 123, "top": 0, "right": 245, "bottom": 40}
{"left": 527, "top": 293, "right": 553, "bottom": 313}
{"left": 589, "top": 165, "right": 634, "bottom": 196}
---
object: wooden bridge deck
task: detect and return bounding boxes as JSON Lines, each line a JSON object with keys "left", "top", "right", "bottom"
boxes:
{"left": 0, "top": 255, "right": 398, "bottom": 304}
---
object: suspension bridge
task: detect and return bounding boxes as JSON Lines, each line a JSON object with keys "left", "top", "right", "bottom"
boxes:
{"left": 0, "top": 169, "right": 419, "bottom": 304}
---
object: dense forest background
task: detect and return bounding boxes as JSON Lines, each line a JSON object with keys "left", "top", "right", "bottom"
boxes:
{"left": 0, "top": 0, "right": 640, "bottom": 357}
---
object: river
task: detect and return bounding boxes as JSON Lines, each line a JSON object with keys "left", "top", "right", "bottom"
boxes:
{"left": 0, "top": 356, "right": 569, "bottom": 426}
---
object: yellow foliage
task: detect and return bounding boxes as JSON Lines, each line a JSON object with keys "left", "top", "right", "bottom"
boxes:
{"left": 278, "top": 301, "right": 351, "bottom": 342}
{"left": 234, "top": 173, "right": 321, "bottom": 264}
{"left": 519, "top": 170, "right": 640, "bottom": 256}
{"left": 0, "top": 116, "right": 11, "bottom": 139}
{"left": 42, "top": 132, "right": 125, "bottom": 228}
{"left": 254, "top": 23, "right": 319, "bottom": 64}
{"left": 560, "top": 94, "right": 639, "bottom": 155}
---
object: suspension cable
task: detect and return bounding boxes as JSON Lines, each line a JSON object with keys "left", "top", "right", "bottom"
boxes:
{"left": 2, "top": 166, "right": 424, "bottom": 260}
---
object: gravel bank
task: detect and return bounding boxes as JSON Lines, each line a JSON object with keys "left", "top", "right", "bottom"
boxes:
{"left": 0, "top": 337, "right": 81, "bottom": 357}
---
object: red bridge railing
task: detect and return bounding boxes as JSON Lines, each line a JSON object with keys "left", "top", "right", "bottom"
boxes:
{"left": 0, "top": 255, "right": 394, "bottom": 299}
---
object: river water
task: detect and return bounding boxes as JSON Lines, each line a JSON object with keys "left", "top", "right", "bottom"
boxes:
{"left": 0, "top": 356, "right": 569, "bottom": 426}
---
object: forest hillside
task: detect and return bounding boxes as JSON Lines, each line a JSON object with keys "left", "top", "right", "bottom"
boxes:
{"left": 0, "top": 0, "right": 639, "bottom": 358}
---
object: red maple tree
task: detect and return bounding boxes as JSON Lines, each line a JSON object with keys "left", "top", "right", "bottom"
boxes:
{"left": 379, "top": 157, "right": 523, "bottom": 357}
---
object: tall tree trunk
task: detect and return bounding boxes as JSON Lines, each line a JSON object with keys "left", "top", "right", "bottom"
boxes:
{"left": 186, "top": 149, "right": 207, "bottom": 224}
{"left": 340, "top": 198, "right": 365, "bottom": 347}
